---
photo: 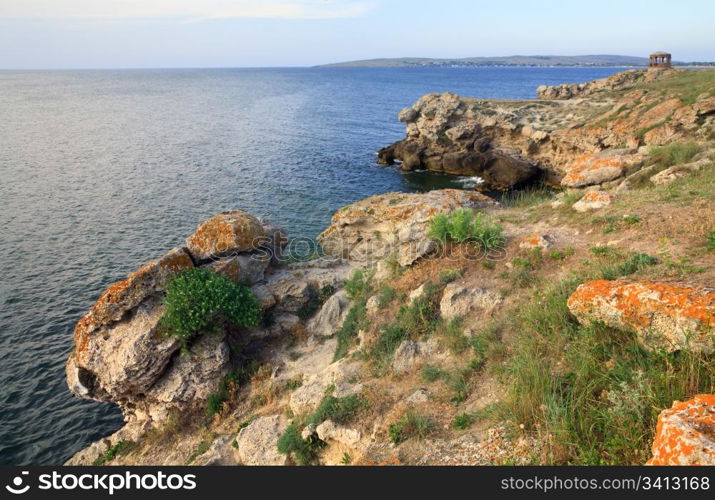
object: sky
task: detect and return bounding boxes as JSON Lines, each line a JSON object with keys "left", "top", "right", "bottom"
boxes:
{"left": 0, "top": 0, "right": 713, "bottom": 69}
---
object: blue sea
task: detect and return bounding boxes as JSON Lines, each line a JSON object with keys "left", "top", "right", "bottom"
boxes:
{"left": 0, "top": 66, "right": 625, "bottom": 465}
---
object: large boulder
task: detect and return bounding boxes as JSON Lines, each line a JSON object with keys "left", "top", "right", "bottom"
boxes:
{"left": 67, "top": 209, "right": 286, "bottom": 430}
{"left": 317, "top": 190, "right": 494, "bottom": 267}
{"left": 561, "top": 150, "right": 643, "bottom": 188}
{"left": 186, "top": 210, "right": 267, "bottom": 261}
{"left": 567, "top": 280, "right": 715, "bottom": 353}
{"left": 647, "top": 395, "right": 715, "bottom": 465}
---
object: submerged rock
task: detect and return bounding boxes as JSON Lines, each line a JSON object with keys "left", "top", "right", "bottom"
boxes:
{"left": 567, "top": 280, "right": 715, "bottom": 353}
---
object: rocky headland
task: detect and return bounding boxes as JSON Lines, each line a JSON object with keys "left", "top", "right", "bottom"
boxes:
{"left": 378, "top": 68, "right": 714, "bottom": 191}
{"left": 66, "top": 69, "right": 714, "bottom": 466}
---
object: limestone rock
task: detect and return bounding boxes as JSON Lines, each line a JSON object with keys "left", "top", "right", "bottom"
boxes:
{"left": 236, "top": 415, "right": 289, "bottom": 466}
{"left": 316, "top": 420, "right": 361, "bottom": 447}
{"left": 568, "top": 280, "right": 715, "bottom": 353}
{"left": 74, "top": 247, "right": 193, "bottom": 337}
{"left": 649, "top": 158, "right": 711, "bottom": 186}
{"left": 406, "top": 388, "right": 430, "bottom": 405}
{"left": 194, "top": 435, "right": 239, "bottom": 466}
{"left": 307, "top": 290, "right": 350, "bottom": 337}
{"left": 647, "top": 395, "right": 715, "bottom": 465}
{"left": 572, "top": 191, "right": 615, "bottom": 212}
{"left": 206, "top": 253, "right": 270, "bottom": 285}
{"left": 186, "top": 210, "right": 266, "bottom": 261}
{"left": 67, "top": 298, "right": 179, "bottom": 403}
{"left": 561, "top": 150, "right": 642, "bottom": 188}
{"left": 392, "top": 341, "right": 421, "bottom": 374}
{"left": 318, "top": 190, "right": 494, "bottom": 267}
{"left": 439, "top": 283, "right": 502, "bottom": 321}
{"left": 149, "top": 333, "right": 230, "bottom": 412}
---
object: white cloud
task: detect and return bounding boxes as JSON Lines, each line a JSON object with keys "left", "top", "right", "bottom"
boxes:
{"left": 0, "top": 0, "right": 374, "bottom": 20}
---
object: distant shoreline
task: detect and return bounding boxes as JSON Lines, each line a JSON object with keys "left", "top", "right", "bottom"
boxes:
{"left": 315, "top": 54, "right": 714, "bottom": 68}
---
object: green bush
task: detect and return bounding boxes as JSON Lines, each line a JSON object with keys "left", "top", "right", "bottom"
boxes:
{"left": 389, "top": 411, "right": 433, "bottom": 444}
{"left": 377, "top": 285, "right": 396, "bottom": 308}
{"left": 334, "top": 300, "right": 368, "bottom": 361}
{"left": 439, "top": 268, "right": 462, "bottom": 284}
{"left": 206, "top": 362, "right": 258, "bottom": 417}
{"left": 308, "top": 393, "right": 364, "bottom": 426}
{"left": 452, "top": 413, "right": 475, "bottom": 430}
{"left": 708, "top": 231, "right": 715, "bottom": 251}
{"left": 599, "top": 253, "right": 658, "bottom": 280}
{"left": 649, "top": 142, "right": 701, "bottom": 169}
{"left": 343, "top": 269, "right": 373, "bottom": 302}
{"left": 277, "top": 423, "right": 325, "bottom": 466}
{"left": 159, "top": 268, "right": 261, "bottom": 345}
{"left": 93, "top": 440, "right": 136, "bottom": 466}
{"left": 428, "top": 209, "right": 505, "bottom": 251}
{"left": 421, "top": 364, "right": 446, "bottom": 382}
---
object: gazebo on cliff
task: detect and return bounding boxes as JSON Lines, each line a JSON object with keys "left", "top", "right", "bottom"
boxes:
{"left": 649, "top": 51, "right": 672, "bottom": 68}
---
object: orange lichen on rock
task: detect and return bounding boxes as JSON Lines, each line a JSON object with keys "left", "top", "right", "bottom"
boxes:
{"left": 519, "top": 233, "right": 553, "bottom": 250}
{"left": 572, "top": 191, "right": 616, "bottom": 212}
{"left": 562, "top": 151, "right": 643, "bottom": 187}
{"left": 74, "top": 247, "right": 194, "bottom": 338}
{"left": 568, "top": 280, "right": 715, "bottom": 352}
{"left": 186, "top": 210, "right": 266, "bottom": 261}
{"left": 647, "top": 395, "right": 715, "bottom": 465}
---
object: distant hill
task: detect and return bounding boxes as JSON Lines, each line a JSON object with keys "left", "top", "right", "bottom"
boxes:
{"left": 318, "top": 55, "right": 663, "bottom": 68}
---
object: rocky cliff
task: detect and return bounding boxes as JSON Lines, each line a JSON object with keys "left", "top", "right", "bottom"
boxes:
{"left": 378, "top": 69, "right": 715, "bottom": 190}
{"left": 65, "top": 70, "right": 714, "bottom": 466}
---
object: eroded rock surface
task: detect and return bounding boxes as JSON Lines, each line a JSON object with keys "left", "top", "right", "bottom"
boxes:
{"left": 317, "top": 189, "right": 494, "bottom": 266}
{"left": 568, "top": 280, "right": 715, "bottom": 353}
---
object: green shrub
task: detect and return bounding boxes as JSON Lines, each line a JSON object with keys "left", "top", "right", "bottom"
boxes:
{"left": 548, "top": 250, "right": 566, "bottom": 260}
{"left": 389, "top": 411, "right": 433, "bottom": 444}
{"left": 308, "top": 394, "right": 364, "bottom": 426}
{"left": 334, "top": 300, "right": 368, "bottom": 361}
{"left": 439, "top": 268, "right": 462, "bottom": 284}
{"left": 649, "top": 142, "right": 701, "bottom": 169}
{"left": 452, "top": 413, "right": 475, "bottom": 430}
{"left": 377, "top": 285, "right": 396, "bottom": 309}
{"left": 421, "top": 364, "right": 447, "bottom": 382}
{"left": 159, "top": 268, "right": 261, "bottom": 346}
{"left": 622, "top": 215, "right": 641, "bottom": 225}
{"left": 344, "top": 269, "right": 373, "bottom": 302}
{"left": 277, "top": 423, "right": 325, "bottom": 466}
{"left": 599, "top": 253, "right": 658, "bottom": 280}
{"left": 206, "top": 363, "right": 258, "bottom": 417}
{"left": 372, "top": 324, "right": 407, "bottom": 366}
{"left": 708, "top": 231, "right": 715, "bottom": 251}
{"left": 428, "top": 209, "right": 505, "bottom": 251}
{"left": 437, "top": 318, "right": 469, "bottom": 354}
{"left": 93, "top": 440, "right": 135, "bottom": 466}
